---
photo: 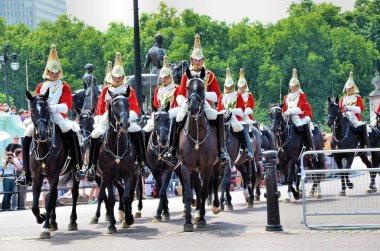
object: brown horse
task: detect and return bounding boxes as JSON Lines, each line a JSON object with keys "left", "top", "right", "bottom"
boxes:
{"left": 97, "top": 88, "right": 138, "bottom": 233}
{"left": 178, "top": 68, "right": 219, "bottom": 232}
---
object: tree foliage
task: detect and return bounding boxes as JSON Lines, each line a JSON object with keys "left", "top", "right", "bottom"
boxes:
{"left": 0, "top": 1, "right": 379, "bottom": 129}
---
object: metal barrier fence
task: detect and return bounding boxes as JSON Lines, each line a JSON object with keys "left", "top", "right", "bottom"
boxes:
{"left": 300, "top": 148, "right": 380, "bottom": 230}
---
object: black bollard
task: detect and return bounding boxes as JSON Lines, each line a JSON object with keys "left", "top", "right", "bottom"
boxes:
{"left": 263, "top": 150, "right": 283, "bottom": 231}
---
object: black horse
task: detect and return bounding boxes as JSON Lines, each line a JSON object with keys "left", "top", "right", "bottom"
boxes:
{"left": 269, "top": 105, "right": 304, "bottom": 202}
{"left": 97, "top": 88, "right": 138, "bottom": 233}
{"left": 327, "top": 97, "right": 380, "bottom": 195}
{"left": 178, "top": 68, "right": 219, "bottom": 232}
{"left": 26, "top": 90, "right": 80, "bottom": 239}
{"left": 146, "top": 104, "right": 175, "bottom": 222}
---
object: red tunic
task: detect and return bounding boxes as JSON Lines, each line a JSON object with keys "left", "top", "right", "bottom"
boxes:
{"left": 217, "top": 92, "right": 245, "bottom": 121}
{"left": 95, "top": 85, "right": 140, "bottom": 116}
{"left": 376, "top": 102, "right": 380, "bottom": 113}
{"left": 243, "top": 92, "right": 255, "bottom": 120}
{"left": 178, "top": 69, "right": 221, "bottom": 102}
{"left": 339, "top": 95, "right": 364, "bottom": 121}
{"left": 36, "top": 81, "right": 72, "bottom": 119}
{"left": 153, "top": 85, "right": 180, "bottom": 109}
{"left": 282, "top": 92, "right": 309, "bottom": 119}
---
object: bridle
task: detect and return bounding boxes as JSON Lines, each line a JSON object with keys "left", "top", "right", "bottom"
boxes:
{"left": 149, "top": 110, "right": 170, "bottom": 159}
{"left": 327, "top": 102, "right": 349, "bottom": 144}
{"left": 270, "top": 106, "right": 292, "bottom": 150}
{"left": 109, "top": 95, "right": 130, "bottom": 132}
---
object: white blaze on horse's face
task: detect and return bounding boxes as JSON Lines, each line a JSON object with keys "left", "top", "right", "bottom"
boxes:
{"left": 192, "top": 81, "right": 198, "bottom": 91}
{"left": 36, "top": 103, "right": 42, "bottom": 115}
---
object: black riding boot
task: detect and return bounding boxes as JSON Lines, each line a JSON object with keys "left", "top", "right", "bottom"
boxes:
{"left": 215, "top": 113, "right": 231, "bottom": 166}
{"left": 163, "top": 117, "right": 180, "bottom": 165}
{"left": 144, "top": 130, "right": 152, "bottom": 150}
{"left": 303, "top": 124, "right": 317, "bottom": 157}
{"left": 15, "top": 136, "right": 32, "bottom": 186}
{"left": 241, "top": 125, "right": 254, "bottom": 161}
{"left": 130, "top": 131, "right": 151, "bottom": 177}
{"left": 361, "top": 124, "right": 371, "bottom": 155}
{"left": 65, "top": 130, "right": 83, "bottom": 181}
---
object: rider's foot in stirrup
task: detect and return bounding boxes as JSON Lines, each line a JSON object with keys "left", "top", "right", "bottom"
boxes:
{"left": 162, "top": 152, "right": 177, "bottom": 165}
{"left": 220, "top": 152, "right": 231, "bottom": 165}
{"left": 16, "top": 172, "right": 32, "bottom": 186}
{"left": 75, "top": 169, "right": 86, "bottom": 181}
{"left": 86, "top": 166, "right": 96, "bottom": 182}
{"left": 141, "top": 165, "right": 150, "bottom": 177}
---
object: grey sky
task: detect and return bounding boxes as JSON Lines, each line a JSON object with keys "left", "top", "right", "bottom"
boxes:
{"left": 66, "top": 0, "right": 356, "bottom": 32}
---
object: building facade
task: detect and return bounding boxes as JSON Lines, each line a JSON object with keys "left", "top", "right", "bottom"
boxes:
{"left": 0, "top": 0, "right": 66, "bottom": 29}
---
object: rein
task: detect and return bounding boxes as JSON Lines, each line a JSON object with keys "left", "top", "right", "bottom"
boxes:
{"left": 104, "top": 129, "right": 131, "bottom": 164}
{"left": 184, "top": 109, "right": 209, "bottom": 150}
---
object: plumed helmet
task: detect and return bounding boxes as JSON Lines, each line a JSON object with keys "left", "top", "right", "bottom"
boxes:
{"left": 343, "top": 71, "right": 360, "bottom": 94}
{"left": 190, "top": 34, "right": 205, "bottom": 60}
{"left": 43, "top": 44, "right": 63, "bottom": 79}
{"left": 224, "top": 68, "right": 235, "bottom": 88}
{"left": 237, "top": 68, "right": 249, "bottom": 92}
{"left": 159, "top": 55, "right": 172, "bottom": 78}
{"left": 104, "top": 61, "right": 113, "bottom": 83}
{"left": 288, "top": 68, "right": 300, "bottom": 87}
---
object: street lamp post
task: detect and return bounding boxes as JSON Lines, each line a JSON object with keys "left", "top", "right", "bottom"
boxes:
{"left": 0, "top": 44, "right": 19, "bottom": 105}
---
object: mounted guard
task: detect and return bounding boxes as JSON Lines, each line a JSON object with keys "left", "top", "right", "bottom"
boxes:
{"left": 77, "top": 52, "right": 150, "bottom": 181}
{"left": 340, "top": 71, "right": 371, "bottom": 151}
{"left": 237, "top": 68, "right": 255, "bottom": 127}
{"left": 16, "top": 44, "right": 82, "bottom": 186}
{"left": 163, "top": 34, "right": 230, "bottom": 165}
{"left": 282, "top": 68, "right": 316, "bottom": 154}
{"left": 217, "top": 68, "right": 253, "bottom": 160}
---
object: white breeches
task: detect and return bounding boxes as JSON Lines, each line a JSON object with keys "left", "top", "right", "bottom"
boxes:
{"left": 24, "top": 113, "right": 79, "bottom": 137}
{"left": 229, "top": 114, "right": 244, "bottom": 132}
{"left": 91, "top": 111, "right": 141, "bottom": 138}
{"left": 176, "top": 101, "right": 217, "bottom": 122}
{"left": 291, "top": 115, "right": 314, "bottom": 132}
{"left": 345, "top": 112, "right": 372, "bottom": 134}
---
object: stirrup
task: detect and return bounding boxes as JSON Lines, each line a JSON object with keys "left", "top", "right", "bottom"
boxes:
{"left": 220, "top": 152, "right": 231, "bottom": 165}
{"left": 75, "top": 169, "right": 86, "bottom": 181}
{"left": 141, "top": 165, "right": 151, "bottom": 177}
{"left": 86, "top": 166, "right": 96, "bottom": 181}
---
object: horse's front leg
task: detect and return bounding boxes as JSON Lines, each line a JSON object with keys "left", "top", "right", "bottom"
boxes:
{"left": 105, "top": 182, "right": 117, "bottom": 234}
{"left": 181, "top": 165, "right": 193, "bottom": 232}
{"left": 345, "top": 157, "right": 355, "bottom": 190}
{"left": 121, "top": 175, "right": 134, "bottom": 228}
{"left": 40, "top": 177, "right": 59, "bottom": 239}
{"left": 31, "top": 178, "right": 44, "bottom": 225}
{"left": 68, "top": 177, "right": 80, "bottom": 231}
{"left": 222, "top": 164, "right": 233, "bottom": 211}
{"left": 152, "top": 170, "right": 164, "bottom": 222}
{"left": 160, "top": 168, "right": 173, "bottom": 221}
{"left": 197, "top": 171, "right": 213, "bottom": 228}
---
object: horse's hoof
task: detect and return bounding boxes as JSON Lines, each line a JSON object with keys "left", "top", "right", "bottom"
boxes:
{"left": 339, "top": 191, "right": 346, "bottom": 196}
{"left": 283, "top": 198, "right": 291, "bottom": 203}
{"left": 39, "top": 229, "right": 51, "bottom": 239}
{"left": 220, "top": 206, "right": 225, "bottom": 212}
{"left": 37, "top": 213, "right": 46, "bottom": 224}
{"left": 121, "top": 220, "right": 130, "bottom": 228}
{"left": 191, "top": 199, "right": 196, "bottom": 208}
{"left": 162, "top": 213, "right": 170, "bottom": 221}
{"left": 254, "top": 196, "right": 260, "bottom": 202}
{"left": 118, "top": 210, "right": 125, "bottom": 223}
{"left": 225, "top": 204, "right": 233, "bottom": 211}
{"left": 182, "top": 209, "right": 186, "bottom": 218}
{"left": 184, "top": 223, "right": 194, "bottom": 232}
{"left": 366, "top": 187, "right": 377, "bottom": 194}
{"left": 49, "top": 223, "right": 58, "bottom": 232}
{"left": 308, "top": 191, "right": 315, "bottom": 197}
{"left": 90, "top": 217, "right": 99, "bottom": 224}
{"left": 152, "top": 216, "right": 162, "bottom": 223}
{"left": 294, "top": 194, "right": 301, "bottom": 200}
{"left": 104, "top": 214, "right": 111, "bottom": 222}
{"left": 246, "top": 202, "right": 254, "bottom": 208}
{"left": 347, "top": 182, "right": 354, "bottom": 189}
{"left": 196, "top": 220, "right": 207, "bottom": 228}
{"left": 107, "top": 226, "right": 117, "bottom": 234}
{"left": 315, "top": 194, "right": 322, "bottom": 200}
{"left": 68, "top": 223, "right": 78, "bottom": 231}
{"left": 134, "top": 211, "right": 142, "bottom": 219}
{"left": 192, "top": 216, "right": 199, "bottom": 225}
{"left": 126, "top": 216, "right": 134, "bottom": 226}
{"left": 211, "top": 206, "right": 221, "bottom": 214}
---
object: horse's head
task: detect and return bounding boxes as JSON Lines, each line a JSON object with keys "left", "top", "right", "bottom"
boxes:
{"left": 170, "top": 60, "right": 188, "bottom": 84}
{"left": 153, "top": 103, "right": 170, "bottom": 147}
{"left": 186, "top": 67, "right": 206, "bottom": 116}
{"left": 138, "top": 111, "right": 151, "bottom": 129}
{"left": 26, "top": 90, "right": 51, "bottom": 142}
{"left": 269, "top": 105, "right": 284, "bottom": 134}
{"left": 76, "top": 106, "right": 95, "bottom": 137}
{"left": 108, "top": 86, "right": 131, "bottom": 132}
{"left": 327, "top": 97, "right": 340, "bottom": 128}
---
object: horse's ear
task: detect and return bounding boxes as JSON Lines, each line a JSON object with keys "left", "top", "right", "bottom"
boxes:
{"left": 200, "top": 68, "right": 206, "bottom": 80}
{"left": 279, "top": 103, "right": 284, "bottom": 109}
{"left": 335, "top": 96, "right": 339, "bottom": 104}
{"left": 74, "top": 105, "right": 81, "bottom": 115}
{"left": 327, "top": 97, "right": 331, "bottom": 104}
{"left": 90, "top": 106, "right": 96, "bottom": 115}
{"left": 125, "top": 85, "right": 131, "bottom": 98}
{"left": 164, "top": 102, "right": 170, "bottom": 112}
{"left": 42, "top": 88, "right": 50, "bottom": 99}
{"left": 186, "top": 67, "right": 192, "bottom": 79}
{"left": 26, "top": 91, "right": 34, "bottom": 102}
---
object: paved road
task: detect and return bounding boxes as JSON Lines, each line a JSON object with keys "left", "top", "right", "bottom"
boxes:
{"left": 1, "top": 186, "right": 380, "bottom": 251}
